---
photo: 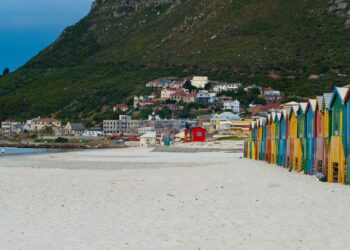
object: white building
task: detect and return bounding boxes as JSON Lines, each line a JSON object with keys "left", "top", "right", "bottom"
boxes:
{"left": 213, "top": 83, "right": 242, "bottom": 92}
{"left": 25, "top": 117, "right": 61, "bottom": 133}
{"left": 196, "top": 90, "right": 217, "bottom": 105}
{"left": 191, "top": 76, "right": 208, "bottom": 89}
{"left": 103, "top": 115, "right": 144, "bottom": 135}
{"left": 263, "top": 88, "right": 282, "bottom": 103}
{"left": 83, "top": 128, "right": 104, "bottom": 137}
{"left": 140, "top": 133, "right": 157, "bottom": 148}
{"left": 1, "top": 119, "right": 20, "bottom": 136}
{"left": 223, "top": 100, "right": 240, "bottom": 113}
{"left": 138, "top": 127, "right": 156, "bottom": 134}
{"left": 210, "top": 112, "right": 241, "bottom": 125}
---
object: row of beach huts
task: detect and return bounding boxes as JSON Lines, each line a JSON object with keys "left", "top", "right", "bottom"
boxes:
{"left": 244, "top": 86, "right": 350, "bottom": 185}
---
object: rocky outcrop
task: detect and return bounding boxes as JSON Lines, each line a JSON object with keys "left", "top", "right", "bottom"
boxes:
{"left": 328, "top": 0, "right": 350, "bottom": 27}
{"left": 91, "top": 0, "right": 178, "bottom": 10}
{"left": 91, "top": 0, "right": 181, "bottom": 19}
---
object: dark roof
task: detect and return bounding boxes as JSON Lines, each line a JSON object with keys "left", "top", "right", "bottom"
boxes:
{"left": 69, "top": 123, "right": 86, "bottom": 130}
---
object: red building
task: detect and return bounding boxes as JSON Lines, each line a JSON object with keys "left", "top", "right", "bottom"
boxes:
{"left": 184, "top": 127, "right": 206, "bottom": 142}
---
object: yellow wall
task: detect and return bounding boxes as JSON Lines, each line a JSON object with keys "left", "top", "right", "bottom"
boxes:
{"left": 328, "top": 136, "right": 346, "bottom": 184}
{"left": 289, "top": 112, "right": 298, "bottom": 139}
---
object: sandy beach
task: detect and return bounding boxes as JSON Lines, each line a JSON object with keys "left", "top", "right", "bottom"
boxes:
{"left": 1, "top": 145, "right": 350, "bottom": 249}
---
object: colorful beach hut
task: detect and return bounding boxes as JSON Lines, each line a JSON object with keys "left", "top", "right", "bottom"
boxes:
{"left": 298, "top": 103, "right": 308, "bottom": 172}
{"left": 258, "top": 117, "right": 267, "bottom": 161}
{"left": 270, "top": 112, "right": 277, "bottom": 165}
{"left": 278, "top": 109, "right": 288, "bottom": 167}
{"left": 288, "top": 105, "right": 302, "bottom": 171}
{"left": 314, "top": 96, "right": 327, "bottom": 174}
{"left": 266, "top": 114, "right": 272, "bottom": 163}
{"left": 249, "top": 121, "right": 257, "bottom": 160}
{"left": 328, "top": 87, "right": 348, "bottom": 184}
{"left": 305, "top": 99, "right": 316, "bottom": 175}
{"left": 343, "top": 88, "right": 350, "bottom": 184}
{"left": 184, "top": 127, "right": 206, "bottom": 143}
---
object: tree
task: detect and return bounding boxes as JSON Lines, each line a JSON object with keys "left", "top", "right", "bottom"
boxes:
{"left": 2, "top": 68, "right": 10, "bottom": 76}
{"left": 159, "top": 106, "right": 172, "bottom": 119}
{"left": 204, "top": 83, "right": 213, "bottom": 91}
{"left": 183, "top": 80, "right": 197, "bottom": 92}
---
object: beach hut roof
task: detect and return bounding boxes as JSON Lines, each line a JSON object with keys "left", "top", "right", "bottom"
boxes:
{"left": 251, "top": 121, "right": 255, "bottom": 129}
{"left": 316, "top": 96, "right": 324, "bottom": 111}
{"left": 306, "top": 99, "right": 317, "bottom": 112}
{"left": 271, "top": 112, "right": 276, "bottom": 122}
{"left": 259, "top": 117, "right": 266, "bottom": 126}
{"left": 140, "top": 133, "right": 156, "bottom": 138}
{"left": 267, "top": 113, "right": 272, "bottom": 123}
{"left": 299, "top": 102, "right": 308, "bottom": 113}
{"left": 282, "top": 109, "right": 288, "bottom": 120}
{"left": 255, "top": 118, "right": 260, "bottom": 127}
{"left": 330, "top": 87, "right": 348, "bottom": 106}
{"left": 343, "top": 87, "right": 350, "bottom": 103}
{"left": 284, "top": 101, "right": 299, "bottom": 106}
{"left": 291, "top": 105, "right": 299, "bottom": 116}
{"left": 276, "top": 112, "right": 282, "bottom": 121}
{"left": 323, "top": 92, "right": 333, "bottom": 110}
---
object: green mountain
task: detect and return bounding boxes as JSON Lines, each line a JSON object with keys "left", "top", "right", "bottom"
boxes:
{"left": 1, "top": 0, "right": 350, "bottom": 123}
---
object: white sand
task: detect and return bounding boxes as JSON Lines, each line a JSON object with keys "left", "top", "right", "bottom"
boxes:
{"left": 1, "top": 147, "right": 350, "bottom": 249}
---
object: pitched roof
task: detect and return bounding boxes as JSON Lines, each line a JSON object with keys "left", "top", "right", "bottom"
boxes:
{"left": 162, "top": 87, "right": 178, "bottom": 92}
{"left": 337, "top": 87, "right": 348, "bottom": 101}
{"left": 3, "top": 119, "right": 16, "bottom": 123}
{"left": 114, "top": 104, "right": 129, "bottom": 109}
{"left": 316, "top": 96, "right": 324, "bottom": 111}
{"left": 251, "top": 121, "right": 256, "bottom": 129}
{"left": 307, "top": 99, "right": 317, "bottom": 112}
{"left": 259, "top": 117, "right": 266, "bottom": 126}
{"left": 68, "top": 123, "right": 86, "bottom": 131}
{"left": 330, "top": 87, "right": 349, "bottom": 106}
{"left": 299, "top": 103, "right": 307, "bottom": 113}
{"left": 282, "top": 109, "right": 288, "bottom": 119}
{"left": 140, "top": 133, "right": 156, "bottom": 138}
{"left": 323, "top": 93, "right": 333, "bottom": 110}
{"left": 276, "top": 112, "right": 282, "bottom": 121}
{"left": 266, "top": 103, "right": 281, "bottom": 110}
{"left": 32, "top": 117, "right": 59, "bottom": 123}
{"left": 271, "top": 112, "right": 276, "bottom": 121}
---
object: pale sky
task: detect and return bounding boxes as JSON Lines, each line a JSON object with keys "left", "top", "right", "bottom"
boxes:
{"left": 0, "top": 0, "right": 94, "bottom": 72}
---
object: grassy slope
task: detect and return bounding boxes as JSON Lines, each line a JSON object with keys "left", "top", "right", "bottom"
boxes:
{"left": 1, "top": 0, "right": 350, "bottom": 122}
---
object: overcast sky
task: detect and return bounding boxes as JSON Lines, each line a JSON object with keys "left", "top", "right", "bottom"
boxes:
{"left": 0, "top": 0, "right": 93, "bottom": 72}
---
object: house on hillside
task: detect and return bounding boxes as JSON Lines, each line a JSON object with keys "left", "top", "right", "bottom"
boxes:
{"left": 134, "top": 96, "right": 155, "bottom": 109}
{"left": 191, "top": 76, "right": 208, "bottom": 89}
{"left": 1, "top": 119, "right": 21, "bottom": 136}
{"left": 146, "top": 79, "right": 174, "bottom": 88}
{"left": 170, "top": 91, "right": 196, "bottom": 103}
{"left": 223, "top": 100, "right": 240, "bottom": 113}
{"left": 161, "top": 88, "right": 178, "bottom": 99}
{"left": 263, "top": 88, "right": 282, "bottom": 103}
{"left": 169, "top": 80, "right": 185, "bottom": 89}
{"left": 196, "top": 90, "right": 216, "bottom": 105}
{"left": 244, "top": 84, "right": 262, "bottom": 93}
{"left": 65, "top": 122, "right": 86, "bottom": 136}
{"left": 27, "top": 117, "right": 61, "bottom": 133}
{"left": 213, "top": 83, "right": 242, "bottom": 93}
{"left": 113, "top": 104, "right": 129, "bottom": 112}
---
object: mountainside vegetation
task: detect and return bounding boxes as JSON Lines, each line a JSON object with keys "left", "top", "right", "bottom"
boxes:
{"left": 1, "top": 0, "right": 350, "bottom": 123}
